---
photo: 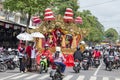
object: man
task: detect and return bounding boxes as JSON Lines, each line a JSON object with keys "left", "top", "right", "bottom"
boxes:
{"left": 92, "top": 48, "right": 101, "bottom": 59}
{"left": 26, "top": 43, "right": 32, "bottom": 71}
{"left": 73, "top": 46, "right": 83, "bottom": 62}
{"left": 41, "top": 44, "right": 52, "bottom": 67}
{"left": 18, "top": 43, "right": 26, "bottom": 73}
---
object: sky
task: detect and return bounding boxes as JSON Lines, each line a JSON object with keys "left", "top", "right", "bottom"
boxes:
{"left": 78, "top": 0, "right": 120, "bottom": 32}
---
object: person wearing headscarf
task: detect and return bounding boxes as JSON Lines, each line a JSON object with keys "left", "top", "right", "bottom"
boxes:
{"left": 53, "top": 47, "right": 66, "bottom": 75}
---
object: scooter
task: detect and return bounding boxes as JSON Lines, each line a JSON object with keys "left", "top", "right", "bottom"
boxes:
{"left": 82, "top": 58, "right": 89, "bottom": 70}
{"left": 93, "top": 58, "right": 100, "bottom": 68}
{"left": 106, "top": 55, "right": 114, "bottom": 71}
{"left": 50, "top": 63, "right": 63, "bottom": 80}
{"left": 39, "top": 56, "right": 48, "bottom": 74}
{"left": 73, "top": 59, "right": 81, "bottom": 73}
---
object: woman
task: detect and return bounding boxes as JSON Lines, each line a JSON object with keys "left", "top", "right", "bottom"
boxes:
{"left": 53, "top": 47, "right": 66, "bottom": 75}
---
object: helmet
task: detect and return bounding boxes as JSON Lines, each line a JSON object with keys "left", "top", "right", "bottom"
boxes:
{"left": 80, "top": 41, "right": 85, "bottom": 44}
{"left": 85, "top": 46, "right": 89, "bottom": 50}
{"left": 44, "top": 44, "right": 49, "bottom": 47}
{"left": 56, "top": 47, "right": 61, "bottom": 52}
{"left": 76, "top": 46, "right": 80, "bottom": 50}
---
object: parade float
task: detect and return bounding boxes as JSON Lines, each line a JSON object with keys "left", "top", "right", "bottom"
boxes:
{"left": 27, "top": 8, "right": 89, "bottom": 54}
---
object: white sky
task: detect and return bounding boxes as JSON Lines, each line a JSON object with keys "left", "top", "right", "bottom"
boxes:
{"left": 78, "top": 0, "right": 120, "bottom": 32}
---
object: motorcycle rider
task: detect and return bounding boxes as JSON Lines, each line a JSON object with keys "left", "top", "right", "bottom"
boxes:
{"left": 83, "top": 47, "right": 92, "bottom": 68}
{"left": 73, "top": 46, "right": 83, "bottom": 66}
{"left": 92, "top": 48, "right": 101, "bottom": 66}
{"left": 92, "top": 48, "right": 101, "bottom": 59}
{"left": 52, "top": 47, "right": 66, "bottom": 76}
{"left": 41, "top": 44, "right": 52, "bottom": 67}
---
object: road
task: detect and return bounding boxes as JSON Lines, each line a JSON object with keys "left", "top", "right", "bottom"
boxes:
{"left": 0, "top": 61, "right": 120, "bottom": 80}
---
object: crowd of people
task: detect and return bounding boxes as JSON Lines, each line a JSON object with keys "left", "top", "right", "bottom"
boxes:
{"left": 18, "top": 41, "right": 120, "bottom": 75}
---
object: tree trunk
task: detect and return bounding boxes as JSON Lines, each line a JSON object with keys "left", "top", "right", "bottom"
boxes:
{"left": 26, "top": 12, "right": 31, "bottom": 30}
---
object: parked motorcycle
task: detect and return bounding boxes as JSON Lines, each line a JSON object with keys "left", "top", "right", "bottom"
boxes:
{"left": 93, "top": 58, "right": 100, "bottom": 68}
{"left": 82, "top": 58, "right": 89, "bottom": 70}
{"left": 39, "top": 56, "right": 48, "bottom": 74}
{"left": 50, "top": 63, "right": 63, "bottom": 80}
{"left": 73, "top": 59, "right": 81, "bottom": 73}
{"left": 4, "top": 57, "right": 16, "bottom": 70}
{"left": 0, "top": 58, "right": 7, "bottom": 72}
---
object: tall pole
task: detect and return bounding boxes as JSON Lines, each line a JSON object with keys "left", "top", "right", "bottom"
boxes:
{"left": 116, "top": 27, "right": 120, "bottom": 42}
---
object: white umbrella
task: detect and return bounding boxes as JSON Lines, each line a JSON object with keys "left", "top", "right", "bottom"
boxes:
{"left": 80, "top": 41, "right": 85, "bottom": 44}
{"left": 31, "top": 32, "right": 45, "bottom": 38}
{"left": 17, "top": 32, "right": 33, "bottom": 41}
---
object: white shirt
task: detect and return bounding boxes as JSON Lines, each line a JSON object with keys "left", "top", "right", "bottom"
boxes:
{"left": 31, "top": 48, "right": 36, "bottom": 58}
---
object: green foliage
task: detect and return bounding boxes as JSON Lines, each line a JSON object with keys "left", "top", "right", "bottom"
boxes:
{"left": 51, "top": 0, "right": 79, "bottom": 16}
{"left": 104, "top": 28, "right": 118, "bottom": 42}
{"left": 3, "top": 0, "right": 105, "bottom": 43}
{"left": 76, "top": 10, "right": 104, "bottom": 43}
{"left": 3, "top": 0, "right": 52, "bottom": 27}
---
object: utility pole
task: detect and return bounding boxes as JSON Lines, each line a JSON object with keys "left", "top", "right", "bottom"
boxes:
{"left": 116, "top": 27, "right": 120, "bottom": 42}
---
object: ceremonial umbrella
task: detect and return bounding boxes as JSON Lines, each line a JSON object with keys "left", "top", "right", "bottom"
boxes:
{"left": 17, "top": 32, "right": 33, "bottom": 41}
{"left": 31, "top": 32, "right": 45, "bottom": 38}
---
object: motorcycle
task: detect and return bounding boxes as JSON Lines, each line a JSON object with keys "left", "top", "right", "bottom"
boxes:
{"left": 73, "top": 59, "right": 81, "bottom": 73}
{"left": 0, "top": 58, "right": 7, "bottom": 72}
{"left": 114, "top": 55, "right": 119, "bottom": 69}
{"left": 4, "top": 58, "right": 16, "bottom": 70}
{"left": 82, "top": 58, "right": 89, "bottom": 70}
{"left": 39, "top": 56, "right": 48, "bottom": 74}
{"left": 50, "top": 63, "right": 63, "bottom": 80}
{"left": 93, "top": 58, "right": 100, "bottom": 68}
{"left": 106, "top": 55, "right": 114, "bottom": 71}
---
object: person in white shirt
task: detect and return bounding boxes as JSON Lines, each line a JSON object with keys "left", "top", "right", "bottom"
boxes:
{"left": 31, "top": 43, "right": 37, "bottom": 71}
{"left": 18, "top": 43, "right": 26, "bottom": 73}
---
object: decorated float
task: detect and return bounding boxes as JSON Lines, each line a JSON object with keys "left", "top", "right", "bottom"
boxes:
{"left": 27, "top": 8, "right": 89, "bottom": 54}
{"left": 25, "top": 8, "right": 89, "bottom": 67}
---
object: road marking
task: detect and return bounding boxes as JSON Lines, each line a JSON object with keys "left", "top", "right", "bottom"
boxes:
{"left": 24, "top": 74, "right": 39, "bottom": 79}
{"left": 115, "top": 78, "right": 120, "bottom": 80}
{"left": 63, "top": 75, "right": 73, "bottom": 80}
{"left": 103, "top": 77, "right": 109, "bottom": 80}
{"left": 0, "top": 73, "right": 22, "bottom": 80}
{"left": 11, "top": 74, "right": 29, "bottom": 79}
{"left": 89, "top": 76, "right": 96, "bottom": 80}
{"left": 76, "top": 75, "right": 85, "bottom": 80}
{"left": 93, "top": 61, "right": 103, "bottom": 76}
{"left": 38, "top": 74, "right": 49, "bottom": 80}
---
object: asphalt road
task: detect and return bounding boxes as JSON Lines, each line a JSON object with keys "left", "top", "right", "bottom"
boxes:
{"left": 0, "top": 61, "right": 120, "bottom": 80}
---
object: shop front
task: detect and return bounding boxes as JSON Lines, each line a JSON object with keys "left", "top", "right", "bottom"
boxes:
{"left": 0, "top": 20, "right": 25, "bottom": 49}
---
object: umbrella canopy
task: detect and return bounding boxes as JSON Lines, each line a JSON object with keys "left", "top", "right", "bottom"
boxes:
{"left": 31, "top": 32, "right": 45, "bottom": 38}
{"left": 17, "top": 32, "right": 33, "bottom": 41}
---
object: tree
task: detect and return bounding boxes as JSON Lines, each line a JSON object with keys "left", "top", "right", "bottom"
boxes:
{"left": 3, "top": 0, "right": 52, "bottom": 28}
{"left": 76, "top": 10, "right": 104, "bottom": 43}
{"left": 51, "top": 0, "right": 79, "bottom": 17}
{"left": 104, "top": 28, "right": 118, "bottom": 42}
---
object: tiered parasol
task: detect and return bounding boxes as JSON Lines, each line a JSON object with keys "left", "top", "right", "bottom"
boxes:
{"left": 44, "top": 8, "right": 55, "bottom": 21}
{"left": 63, "top": 8, "right": 73, "bottom": 23}
{"left": 75, "top": 16, "right": 83, "bottom": 24}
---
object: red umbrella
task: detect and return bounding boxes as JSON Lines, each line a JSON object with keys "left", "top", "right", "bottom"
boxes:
{"left": 44, "top": 8, "right": 55, "bottom": 21}
{"left": 64, "top": 8, "right": 73, "bottom": 23}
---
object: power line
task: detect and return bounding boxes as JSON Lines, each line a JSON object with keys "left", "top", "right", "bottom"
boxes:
{"left": 80, "top": 0, "right": 118, "bottom": 8}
